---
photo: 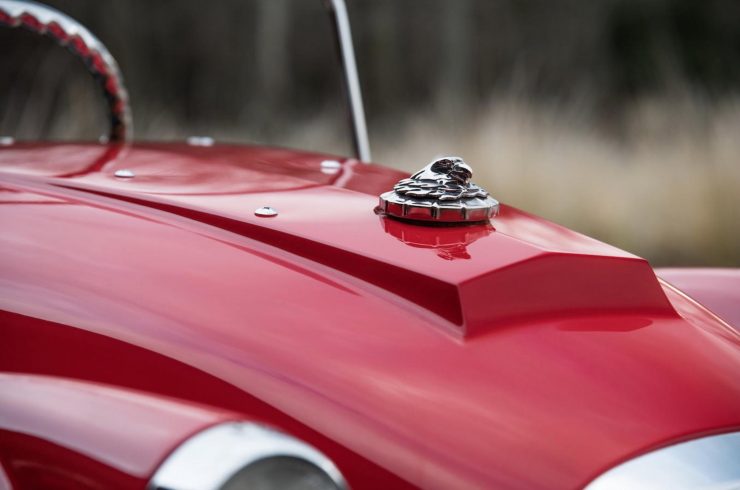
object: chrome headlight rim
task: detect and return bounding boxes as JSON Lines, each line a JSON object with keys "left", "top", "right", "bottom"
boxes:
{"left": 148, "top": 421, "right": 349, "bottom": 490}
{"left": 585, "top": 430, "right": 740, "bottom": 490}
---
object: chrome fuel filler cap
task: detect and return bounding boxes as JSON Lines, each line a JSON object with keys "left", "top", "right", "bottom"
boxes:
{"left": 378, "top": 157, "right": 499, "bottom": 224}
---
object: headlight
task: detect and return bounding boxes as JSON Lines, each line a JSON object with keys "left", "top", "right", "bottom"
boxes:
{"left": 149, "top": 422, "right": 348, "bottom": 490}
{"left": 585, "top": 431, "right": 740, "bottom": 490}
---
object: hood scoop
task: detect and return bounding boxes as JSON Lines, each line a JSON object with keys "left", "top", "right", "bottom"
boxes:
{"left": 66, "top": 189, "right": 676, "bottom": 340}
{"left": 373, "top": 208, "right": 678, "bottom": 336}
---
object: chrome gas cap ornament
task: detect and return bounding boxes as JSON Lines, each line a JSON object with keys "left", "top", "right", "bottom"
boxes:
{"left": 378, "top": 157, "right": 499, "bottom": 224}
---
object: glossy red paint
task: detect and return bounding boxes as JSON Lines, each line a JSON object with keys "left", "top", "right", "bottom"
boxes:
{"left": 2, "top": 143, "right": 740, "bottom": 489}
{"left": 0, "top": 143, "right": 675, "bottom": 336}
{"left": 0, "top": 373, "right": 232, "bottom": 489}
{"left": 658, "top": 268, "right": 740, "bottom": 329}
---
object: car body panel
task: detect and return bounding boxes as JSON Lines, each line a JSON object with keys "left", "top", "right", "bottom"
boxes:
{"left": 2, "top": 143, "right": 740, "bottom": 489}
{"left": 0, "top": 143, "right": 675, "bottom": 335}
{"left": 0, "top": 373, "right": 233, "bottom": 489}
{"left": 658, "top": 268, "right": 740, "bottom": 329}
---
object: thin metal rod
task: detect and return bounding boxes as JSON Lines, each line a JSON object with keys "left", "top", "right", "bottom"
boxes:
{"left": 324, "top": 0, "right": 371, "bottom": 162}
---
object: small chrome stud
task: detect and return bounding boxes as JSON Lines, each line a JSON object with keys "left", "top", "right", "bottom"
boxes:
{"left": 255, "top": 206, "right": 278, "bottom": 217}
{"left": 114, "top": 169, "right": 135, "bottom": 178}
{"left": 0, "top": 136, "right": 15, "bottom": 146}
{"left": 187, "top": 136, "right": 215, "bottom": 147}
{"left": 320, "top": 160, "right": 342, "bottom": 175}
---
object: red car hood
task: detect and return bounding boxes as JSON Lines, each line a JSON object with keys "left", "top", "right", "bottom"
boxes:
{"left": 2, "top": 143, "right": 740, "bottom": 489}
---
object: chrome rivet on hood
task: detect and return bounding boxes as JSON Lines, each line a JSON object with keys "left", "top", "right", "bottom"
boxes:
{"left": 187, "top": 136, "right": 215, "bottom": 146}
{"left": 321, "top": 160, "right": 342, "bottom": 175}
{"left": 114, "top": 169, "right": 135, "bottom": 178}
{"left": 255, "top": 206, "right": 278, "bottom": 217}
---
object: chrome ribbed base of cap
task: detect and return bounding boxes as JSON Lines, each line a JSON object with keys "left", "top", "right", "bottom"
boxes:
{"left": 379, "top": 191, "right": 499, "bottom": 223}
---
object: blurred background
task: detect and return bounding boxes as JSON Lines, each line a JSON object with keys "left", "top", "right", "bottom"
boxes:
{"left": 1, "top": 0, "right": 739, "bottom": 266}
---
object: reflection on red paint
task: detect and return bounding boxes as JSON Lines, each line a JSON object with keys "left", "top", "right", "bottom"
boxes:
{"left": 379, "top": 215, "right": 493, "bottom": 260}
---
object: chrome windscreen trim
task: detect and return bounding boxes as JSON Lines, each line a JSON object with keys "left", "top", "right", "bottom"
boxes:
{"left": 585, "top": 431, "right": 740, "bottom": 490}
{"left": 323, "top": 0, "right": 371, "bottom": 162}
{"left": 148, "top": 421, "right": 348, "bottom": 490}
